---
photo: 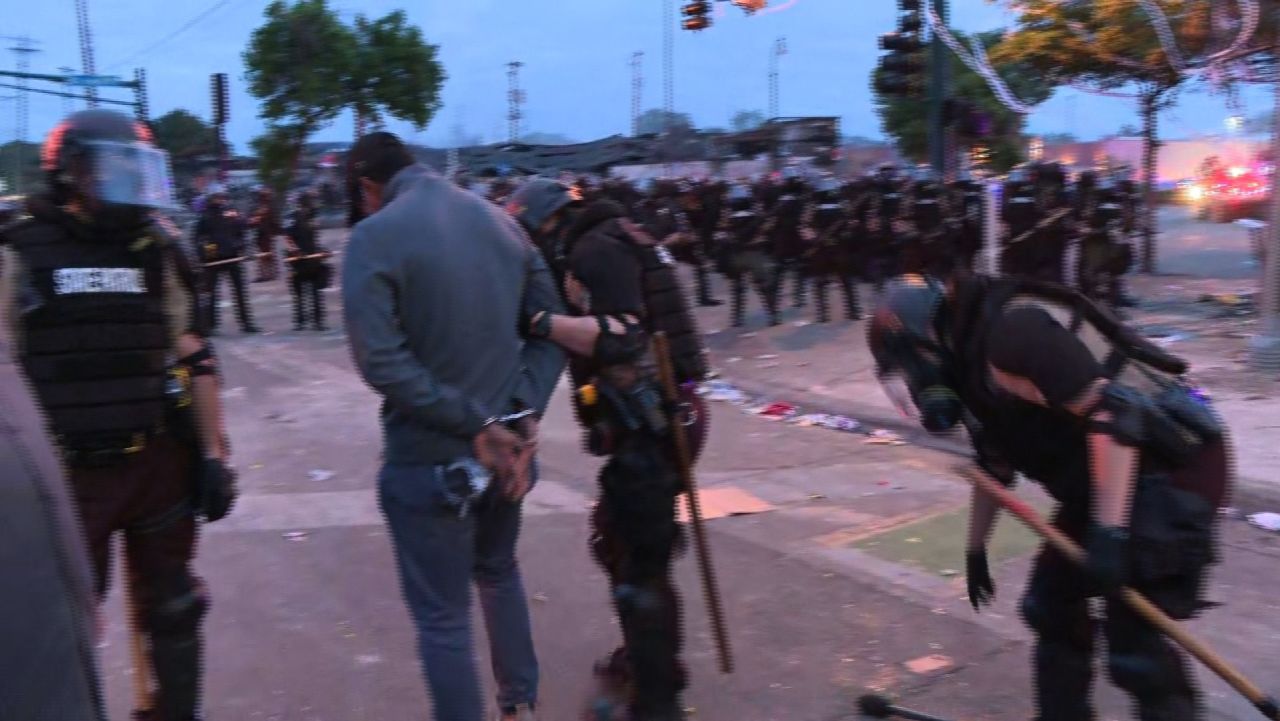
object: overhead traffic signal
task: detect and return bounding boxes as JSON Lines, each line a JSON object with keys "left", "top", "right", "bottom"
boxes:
{"left": 682, "top": 1, "right": 711, "bottom": 31}
{"left": 874, "top": 0, "right": 927, "bottom": 99}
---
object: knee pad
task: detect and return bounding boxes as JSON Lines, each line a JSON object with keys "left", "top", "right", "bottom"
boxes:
{"left": 1020, "top": 593, "right": 1094, "bottom": 646}
{"left": 146, "top": 579, "right": 208, "bottom": 638}
{"left": 1108, "top": 651, "right": 1170, "bottom": 699}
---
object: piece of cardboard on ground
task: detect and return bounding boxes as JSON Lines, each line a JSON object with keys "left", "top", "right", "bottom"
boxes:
{"left": 677, "top": 486, "right": 775, "bottom": 524}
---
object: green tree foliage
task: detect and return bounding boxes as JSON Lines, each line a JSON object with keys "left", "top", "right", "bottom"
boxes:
{"left": 730, "top": 110, "right": 766, "bottom": 132}
{"left": 251, "top": 125, "right": 307, "bottom": 194}
{"left": 872, "top": 29, "right": 1051, "bottom": 173}
{"left": 635, "top": 109, "right": 694, "bottom": 136}
{"left": 993, "top": 0, "right": 1216, "bottom": 271}
{"left": 243, "top": 0, "right": 444, "bottom": 191}
{"left": 151, "top": 110, "right": 222, "bottom": 178}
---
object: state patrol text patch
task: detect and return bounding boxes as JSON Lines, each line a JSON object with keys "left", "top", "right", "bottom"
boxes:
{"left": 53, "top": 267, "right": 147, "bottom": 295}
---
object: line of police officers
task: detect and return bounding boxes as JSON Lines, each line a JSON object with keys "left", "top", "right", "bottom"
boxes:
{"left": 473, "top": 160, "right": 1145, "bottom": 327}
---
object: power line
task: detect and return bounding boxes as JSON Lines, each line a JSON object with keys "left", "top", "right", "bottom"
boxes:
{"left": 103, "top": 0, "right": 235, "bottom": 71}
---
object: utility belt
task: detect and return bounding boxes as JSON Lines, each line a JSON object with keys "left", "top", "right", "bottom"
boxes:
{"left": 60, "top": 428, "right": 162, "bottom": 469}
{"left": 577, "top": 374, "right": 676, "bottom": 457}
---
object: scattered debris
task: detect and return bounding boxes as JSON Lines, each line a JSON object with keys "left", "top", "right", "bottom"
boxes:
{"left": 1248, "top": 512, "right": 1280, "bottom": 533}
{"left": 726, "top": 356, "right": 742, "bottom": 363}
{"left": 676, "top": 486, "right": 775, "bottom": 523}
{"left": 755, "top": 354, "right": 780, "bottom": 360}
{"left": 354, "top": 654, "right": 382, "bottom": 666}
{"left": 865, "top": 429, "right": 906, "bottom": 446}
{"left": 905, "top": 654, "right": 953, "bottom": 674}
{"left": 806, "top": 493, "right": 827, "bottom": 501}
{"left": 939, "top": 569, "right": 959, "bottom": 578}
{"left": 533, "top": 592, "right": 549, "bottom": 603}
{"left": 1219, "top": 507, "right": 1244, "bottom": 520}
{"left": 308, "top": 469, "right": 335, "bottom": 482}
{"left": 250, "top": 463, "right": 264, "bottom": 470}
{"left": 283, "top": 531, "right": 309, "bottom": 542}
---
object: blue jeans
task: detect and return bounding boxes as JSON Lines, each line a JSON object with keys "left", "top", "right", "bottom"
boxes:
{"left": 379, "top": 461, "right": 539, "bottom": 721}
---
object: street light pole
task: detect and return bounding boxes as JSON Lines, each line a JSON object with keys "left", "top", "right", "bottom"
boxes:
{"left": 927, "top": 0, "right": 948, "bottom": 177}
{"left": 1249, "top": 6, "right": 1280, "bottom": 372}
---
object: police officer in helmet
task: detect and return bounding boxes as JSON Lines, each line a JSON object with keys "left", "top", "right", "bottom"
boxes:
{"left": 508, "top": 178, "right": 709, "bottom": 721}
{"left": 868, "top": 272, "right": 1231, "bottom": 721}
{"left": 0, "top": 109, "right": 237, "bottom": 721}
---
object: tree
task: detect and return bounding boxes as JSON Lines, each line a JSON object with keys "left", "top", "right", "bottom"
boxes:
{"left": 1116, "top": 124, "right": 1141, "bottom": 137}
{"left": 872, "top": 29, "right": 1051, "bottom": 173}
{"left": 730, "top": 110, "right": 766, "bottom": 132}
{"left": 1041, "top": 132, "right": 1079, "bottom": 143}
{"left": 151, "top": 110, "right": 223, "bottom": 178}
{"left": 243, "top": 0, "right": 444, "bottom": 192}
{"left": 251, "top": 125, "right": 306, "bottom": 195}
{"left": 635, "top": 109, "right": 694, "bottom": 135}
{"left": 346, "top": 10, "right": 444, "bottom": 131}
{"left": 992, "top": 0, "right": 1218, "bottom": 272}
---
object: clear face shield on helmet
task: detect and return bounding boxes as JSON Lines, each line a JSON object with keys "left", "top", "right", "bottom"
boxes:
{"left": 81, "top": 140, "right": 177, "bottom": 210}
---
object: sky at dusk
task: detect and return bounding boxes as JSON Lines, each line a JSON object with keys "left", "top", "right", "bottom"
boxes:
{"left": 4, "top": 0, "right": 1273, "bottom": 152}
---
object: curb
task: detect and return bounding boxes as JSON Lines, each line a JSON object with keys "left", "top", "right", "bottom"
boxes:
{"left": 722, "top": 373, "right": 1280, "bottom": 509}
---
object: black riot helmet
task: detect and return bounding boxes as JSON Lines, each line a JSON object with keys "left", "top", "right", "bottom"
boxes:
{"left": 867, "top": 274, "right": 964, "bottom": 433}
{"left": 505, "top": 178, "right": 582, "bottom": 235}
{"left": 41, "top": 109, "right": 176, "bottom": 226}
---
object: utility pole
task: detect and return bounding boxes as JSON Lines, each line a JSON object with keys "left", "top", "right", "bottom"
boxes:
{"left": 133, "top": 68, "right": 148, "bottom": 123}
{"left": 7, "top": 36, "right": 41, "bottom": 195}
{"left": 768, "top": 37, "right": 785, "bottom": 120}
{"left": 507, "top": 61, "right": 525, "bottom": 143}
{"left": 1249, "top": 3, "right": 1280, "bottom": 372}
{"left": 927, "top": 0, "right": 949, "bottom": 177}
{"left": 75, "top": 0, "right": 99, "bottom": 107}
{"left": 631, "top": 51, "right": 644, "bottom": 137}
{"left": 663, "top": 0, "right": 675, "bottom": 174}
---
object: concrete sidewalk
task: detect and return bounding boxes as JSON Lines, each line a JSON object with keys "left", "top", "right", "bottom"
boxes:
{"left": 686, "top": 270, "right": 1280, "bottom": 498}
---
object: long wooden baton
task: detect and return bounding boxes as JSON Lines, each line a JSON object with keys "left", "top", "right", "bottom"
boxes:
{"left": 125, "top": 556, "right": 156, "bottom": 715}
{"left": 959, "top": 465, "right": 1279, "bottom": 721}
{"left": 652, "top": 332, "right": 734, "bottom": 674}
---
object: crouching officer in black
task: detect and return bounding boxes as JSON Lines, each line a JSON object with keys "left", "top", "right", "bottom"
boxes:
{"left": 868, "top": 273, "right": 1232, "bottom": 721}
{"left": 284, "top": 190, "right": 331, "bottom": 331}
{"left": 507, "top": 179, "right": 710, "bottom": 721}
{"left": 0, "top": 109, "right": 238, "bottom": 721}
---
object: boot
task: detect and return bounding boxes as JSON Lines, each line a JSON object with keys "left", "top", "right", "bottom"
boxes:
{"left": 694, "top": 264, "right": 722, "bottom": 306}
{"left": 729, "top": 279, "right": 746, "bottom": 328}
{"left": 844, "top": 280, "right": 863, "bottom": 321}
{"left": 792, "top": 269, "right": 807, "bottom": 308}
{"left": 814, "top": 279, "right": 830, "bottom": 323}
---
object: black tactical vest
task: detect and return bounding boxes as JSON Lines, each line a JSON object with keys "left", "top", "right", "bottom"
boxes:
{"left": 625, "top": 224, "right": 709, "bottom": 384}
{"left": 6, "top": 219, "right": 170, "bottom": 449}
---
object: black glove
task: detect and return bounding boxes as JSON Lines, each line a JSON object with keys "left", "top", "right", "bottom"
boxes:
{"left": 1085, "top": 525, "right": 1130, "bottom": 596}
{"left": 966, "top": 549, "right": 996, "bottom": 612}
{"left": 197, "top": 457, "right": 238, "bottom": 522}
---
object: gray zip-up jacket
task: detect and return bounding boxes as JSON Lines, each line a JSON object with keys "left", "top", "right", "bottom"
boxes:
{"left": 343, "top": 165, "right": 566, "bottom": 465}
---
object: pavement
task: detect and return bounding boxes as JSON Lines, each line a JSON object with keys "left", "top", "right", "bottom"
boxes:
{"left": 87, "top": 211, "right": 1280, "bottom": 721}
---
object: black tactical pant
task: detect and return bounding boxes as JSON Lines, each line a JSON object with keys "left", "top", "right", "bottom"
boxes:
{"left": 205, "top": 262, "right": 257, "bottom": 332}
{"left": 728, "top": 250, "right": 780, "bottom": 327}
{"left": 812, "top": 272, "right": 861, "bottom": 322}
{"left": 692, "top": 234, "right": 719, "bottom": 305}
{"left": 290, "top": 268, "right": 326, "bottom": 329}
{"left": 589, "top": 434, "right": 686, "bottom": 719}
{"left": 69, "top": 434, "right": 205, "bottom": 721}
{"left": 1021, "top": 504, "right": 1198, "bottom": 721}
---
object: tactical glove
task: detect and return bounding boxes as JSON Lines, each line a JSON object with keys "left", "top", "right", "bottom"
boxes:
{"left": 966, "top": 549, "right": 996, "bottom": 612}
{"left": 1085, "top": 525, "right": 1130, "bottom": 596}
{"left": 197, "top": 457, "right": 238, "bottom": 522}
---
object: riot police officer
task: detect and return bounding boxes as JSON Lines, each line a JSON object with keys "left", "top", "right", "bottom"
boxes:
{"left": 0, "top": 109, "right": 237, "bottom": 721}
{"left": 867, "top": 163, "right": 907, "bottom": 291}
{"left": 950, "top": 171, "right": 985, "bottom": 272}
{"left": 770, "top": 168, "right": 813, "bottom": 308}
{"left": 1076, "top": 173, "right": 1134, "bottom": 311}
{"left": 869, "top": 273, "right": 1231, "bottom": 721}
{"left": 903, "top": 165, "right": 955, "bottom": 277}
{"left": 509, "top": 179, "right": 710, "bottom": 721}
{"left": 195, "top": 184, "right": 261, "bottom": 334}
{"left": 805, "top": 176, "right": 861, "bottom": 322}
{"left": 719, "top": 183, "right": 780, "bottom": 327}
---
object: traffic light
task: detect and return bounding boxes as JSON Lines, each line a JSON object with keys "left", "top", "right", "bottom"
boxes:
{"left": 134, "top": 68, "right": 149, "bottom": 122}
{"left": 682, "top": 1, "right": 711, "bottom": 31}
{"left": 874, "top": 0, "right": 927, "bottom": 99}
{"left": 211, "top": 73, "right": 229, "bottom": 125}
{"left": 879, "top": 32, "right": 922, "bottom": 53}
